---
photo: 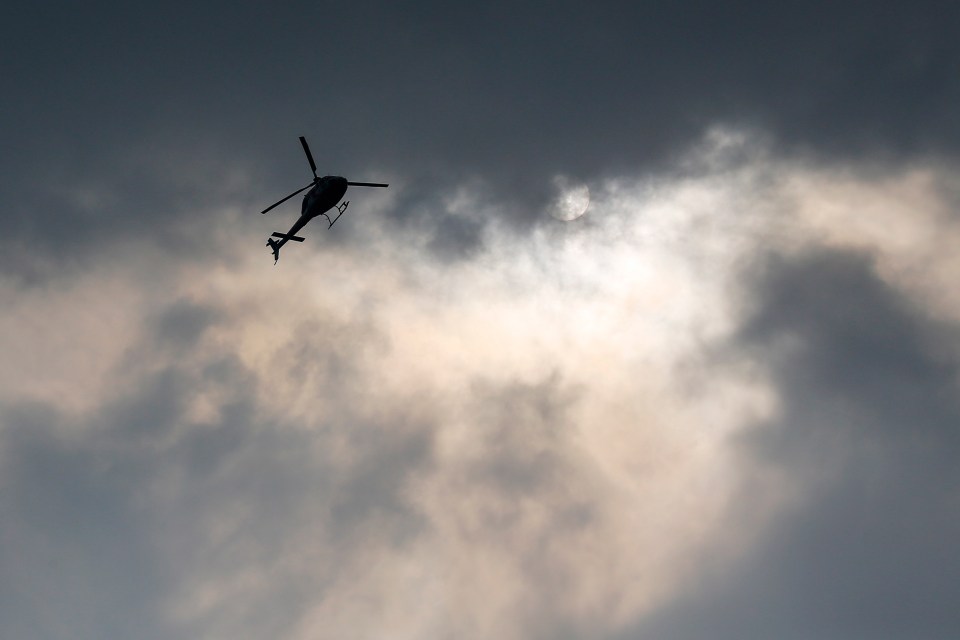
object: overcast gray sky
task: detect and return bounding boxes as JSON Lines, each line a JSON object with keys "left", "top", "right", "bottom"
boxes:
{"left": 2, "top": 2, "right": 960, "bottom": 639}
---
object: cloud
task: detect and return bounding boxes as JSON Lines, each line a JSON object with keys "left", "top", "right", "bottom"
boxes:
{"left": 3, "top": 126, "right": 960, "bottom": 639}
{"left": 0, "top": 292, "right": 438, "bottom": 638}
{"left": 5, "top": 2, "right": 960, "bottom": 636}
{"left": 5, "top": 1, "right": 959, "bottom": 273}
{"left": 0, "top": 137, "right": 775, "bottom": 638}
{"left": 621, "top": 246, "right": 960, "bottom": 640}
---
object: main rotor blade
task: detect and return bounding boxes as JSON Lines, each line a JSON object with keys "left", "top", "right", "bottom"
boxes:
{"left": 261, "top": 183, "right": 313, "bottom": 214}
{"left": 299, "top": 136, "right": 318, "bottom": 178}
{"left": 346, "top": 181, "right": 389, "bottom": 188}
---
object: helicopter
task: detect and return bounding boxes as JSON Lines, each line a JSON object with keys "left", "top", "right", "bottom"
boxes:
{"left": 261, "top": 136, "right": 388, "bottom": 263}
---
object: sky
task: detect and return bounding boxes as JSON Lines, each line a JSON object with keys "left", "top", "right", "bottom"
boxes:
{"left": 2, "top": 1, "right": 960, "bottom": 638}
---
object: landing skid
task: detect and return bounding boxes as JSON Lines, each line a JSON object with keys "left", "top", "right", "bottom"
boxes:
{"left": 321, "top": 201, "right": 350, "bottom": 228}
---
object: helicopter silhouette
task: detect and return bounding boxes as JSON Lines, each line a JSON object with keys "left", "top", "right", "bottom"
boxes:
{"left": 261, "top": 136, "right": 388, "bottom": 263}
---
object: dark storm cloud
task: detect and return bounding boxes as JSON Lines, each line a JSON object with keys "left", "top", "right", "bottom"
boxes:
{"left": 622, "top": 249, "right": 960, "bottom": 639}
{"left": 4, "top": 0, "right": 959, "bottom": 267}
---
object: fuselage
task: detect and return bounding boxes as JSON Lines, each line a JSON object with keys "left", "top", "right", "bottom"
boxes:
{"left": 270, "top": 176, "right": 349, "bottom": 255}
{"left": 302, "top": 175, "right": 348, "bottom": 218}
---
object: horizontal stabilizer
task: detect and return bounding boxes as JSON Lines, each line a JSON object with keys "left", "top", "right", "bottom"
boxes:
{"left": 271, "top": 232, "right": 305, "bottom": 242}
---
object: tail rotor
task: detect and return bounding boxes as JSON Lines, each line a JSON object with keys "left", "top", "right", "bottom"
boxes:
{"left": 266, "top": 238, "right": 281, "bottom": 264}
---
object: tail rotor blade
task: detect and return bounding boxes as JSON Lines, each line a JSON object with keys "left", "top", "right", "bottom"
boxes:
{"left": 299, "top": 136, "right": 318, "bottom": 179}
{"left": 346, "top": 182, "right": 389, "bottom": 188}
{"left": 261, "top": 183, "right": 313, "bottom": 214}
